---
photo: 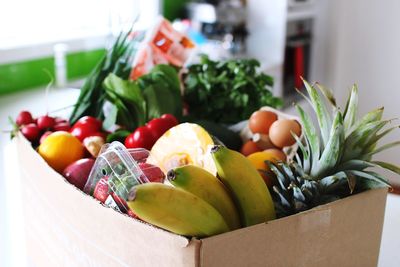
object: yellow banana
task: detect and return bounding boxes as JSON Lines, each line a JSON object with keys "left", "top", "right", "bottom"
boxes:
{"left": 127, "top": 183, "right": 229, "bottom": 237}
{"left": 210, "top": 145, "right": 276, "bottom": 226}
{"left": 167, "top": 165, "right": 241, "bottom": 230}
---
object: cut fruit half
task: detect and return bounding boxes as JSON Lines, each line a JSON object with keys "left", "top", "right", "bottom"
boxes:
{"left": 149, "top": 123, "right": 216, "bottom": 175}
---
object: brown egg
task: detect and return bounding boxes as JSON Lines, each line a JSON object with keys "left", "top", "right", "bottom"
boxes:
{"left": 240, "top": 140, "right": 261, "bottom": 156}
{"left": 248, "top": 110, "right": 278, "bottom": 134}
{"left": 252, "top": 133, "right": 276, "bottom": 150}
{"left": 269, "top": 119, "right": 302, "bottom": 148}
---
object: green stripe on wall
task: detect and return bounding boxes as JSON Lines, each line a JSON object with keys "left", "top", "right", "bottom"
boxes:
{"left": 66, "top": 49, "right": 106, "bottom": 79}
{"left": 0, "top": 49, "right": 106, "bottom": 95}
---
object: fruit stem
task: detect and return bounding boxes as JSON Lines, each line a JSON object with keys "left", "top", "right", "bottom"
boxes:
{"left": 210, "top": 145, "right": 222, "bottom": 154}
{"left": 167, "top": 170, "right": 176, "bottom": 181}
{"left": 128, "top": 188, "right": 137, "bottom": 201}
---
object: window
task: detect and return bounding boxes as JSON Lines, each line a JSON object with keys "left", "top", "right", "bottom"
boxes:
{"left": 0, "top": 0, "right": 160, "bottom": 50}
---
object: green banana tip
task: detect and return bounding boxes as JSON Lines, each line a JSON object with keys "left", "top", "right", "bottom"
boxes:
{"left": 166, "top": 169, "right": 177, "bottom": 181}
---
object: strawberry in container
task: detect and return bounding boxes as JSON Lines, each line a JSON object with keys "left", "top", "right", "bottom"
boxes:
{"left": 130, "top": 17, "right": 195, "bottom": 80}
{"left": 84, "top": 142, "right": 165, "bottom": 217}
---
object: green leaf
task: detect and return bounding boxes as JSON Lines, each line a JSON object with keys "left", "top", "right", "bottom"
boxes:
{"left": 302, "top": 79, "right": 332, "bottom": 146}
{"left": 103, "top": 73, "right": 146, "bottom": 129}
{"left": 69, "top": 30, "right": 135, "bottom": 124}
{"left": 367, "top": 141, "right": 400, "bottom": 156}
{"left": 102, "top": 103, "right": 118, "bottom": 130}
{"left": 106, "top": 130, "right": 131, "bottom": 143}
{"left": 8, "top": 116, "right": 19, "bottom": 139}
{"left": 348, "top": 170, "right": 391, "bottom": 187}
{"left": 343, "top": 84, "right": 358, "bottom": 132}
{"left": 138, "top": 65, "right": 183, "bottom": 120}
{"left": 372, "top": 161, "right": 400, "bottom": 176}
{"left": 315, "top": 112, "right": 344, "bottom": 178}
{"left": 347, "top": 107, "right": 384, "bottom": 137}
{"left": 316, "top": 82, "right": 337, "bottom": 107}
{"left": 362, "top": 125, "right": 400, "bottom": 154}
{"left": 183, "top": 55, "right": 280, "bottom": 123}
{"left": 343, "top": 120, "right": 389, "bottom": 161}
{"left": 336, "top": 160, "right": 374, "bottom": 172}
{"left": 295, "top": 104, "right": 319, "bottom": 173}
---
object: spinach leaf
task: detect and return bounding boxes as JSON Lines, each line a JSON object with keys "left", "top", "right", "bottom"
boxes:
{"left": 101, "top": 65, "right": 183, "bottom": 131}
{"left": 137, "top": 64, "right": 183, "bottom": 120}
{"left": 103, "top": 73, "right": 146, "bottom": 130}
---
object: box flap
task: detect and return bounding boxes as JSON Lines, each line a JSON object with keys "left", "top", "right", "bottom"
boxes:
{"left": 199, "top": 187, "right": 387, "bottom": 267}
{"left": 15, "top": 134, "right": 201, "bottom": 267}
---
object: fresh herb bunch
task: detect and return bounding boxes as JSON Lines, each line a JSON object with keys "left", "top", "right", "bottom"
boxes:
{"left": 69, "top": 31, "right": 139, "bottom": 125}
{"left": 183, "top": 55, "right": 282, "bottom": 124}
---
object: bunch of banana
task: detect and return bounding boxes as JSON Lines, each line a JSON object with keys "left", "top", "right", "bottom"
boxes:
{"left": 210, "top": 145, "right": 276, "bottom": 226}
{"left": 127, "top": 183, "right": 229, "bottom": 237}
{"left": 127, "top": 145, "right": 276, "bottom": 237}
{"left": 167, "top": 165, "right": 241, "bottom": 230}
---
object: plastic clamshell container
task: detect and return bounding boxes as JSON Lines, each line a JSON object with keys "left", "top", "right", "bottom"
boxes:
{"left": 84, "top": 141, "right": 153, "bottom": 213}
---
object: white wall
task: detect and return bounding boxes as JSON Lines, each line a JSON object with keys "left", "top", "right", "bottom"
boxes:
{"left": 325, "top": 0, "right": 400, "bottom": 184}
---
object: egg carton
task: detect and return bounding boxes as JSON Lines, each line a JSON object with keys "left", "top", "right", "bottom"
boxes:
{"left": 229, "top": 106, "right": 302, "bottom": 160}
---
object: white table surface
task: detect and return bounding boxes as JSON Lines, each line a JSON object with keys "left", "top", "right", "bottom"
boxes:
{"left": 1, "top": 87, "right": 399, "bottom": 267}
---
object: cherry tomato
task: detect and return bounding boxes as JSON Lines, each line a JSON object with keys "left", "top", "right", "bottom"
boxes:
{"left": 146, "top": 118, "right": 172, "bottom": 140}
{"left": 125, "top": 126, "right": 156, "bottom": 150}
{"left": 21, "top": 123, "right": 40, "bottom": 142}
{"left": 70, "top": 116, "right": 103, "bottom": 142}
{"left": 70, "top": 125, "right": 95, "bottom": 142}
{"left": 16, "top": 111, "right": 34, "bottom": 126}
{"left": 161, "top": 114, "right": 179, "bottom": 128}
{"left": 37, "top": 115, "right": 56, "bottom": 130}
{"left": 74, "top": 116, "right": 102, "bottom": 130}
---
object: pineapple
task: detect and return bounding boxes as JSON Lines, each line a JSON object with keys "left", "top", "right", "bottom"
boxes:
{"left": 270, "top": 80, "right": 400, "bottom": 217}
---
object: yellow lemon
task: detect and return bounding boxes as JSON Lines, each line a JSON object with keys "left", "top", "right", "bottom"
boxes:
{"left": 38, "top": 131, "right": 85, "bottom": 172}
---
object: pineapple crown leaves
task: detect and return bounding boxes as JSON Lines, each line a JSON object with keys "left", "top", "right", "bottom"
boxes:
{"left": 266, "top": 160, "right": 343, "bottom": 217}
{"left": 294, "top": 79, "right": 400, "bottom": 190}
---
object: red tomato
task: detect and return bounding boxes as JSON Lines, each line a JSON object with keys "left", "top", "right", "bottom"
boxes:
{"left": 75, "top": 116, "right": 102, "bottom": 131}
{"left": 125, "top": 126, "right": 156, "bottom": 150}
{"left": 70, "top": 116, "right": 103, "bottom": 142}
{"left": 161, "top": 114, "right": 179, "bottom": 128}
{"left": 146, "top": 118, "right": 172, "bottom": 140}
{"left": 16, "top": 111, "right": 34, "bottom": 126}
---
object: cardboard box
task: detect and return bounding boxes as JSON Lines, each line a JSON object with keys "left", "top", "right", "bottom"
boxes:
{"left": 15, "top": 134, "right": 388, "bottom": 267}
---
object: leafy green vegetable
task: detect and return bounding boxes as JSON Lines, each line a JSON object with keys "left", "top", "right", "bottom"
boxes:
{"left": 69, "top": 31, "right": 139, "bottom": 125}
{"left": 138, "top": 64, "right": 183, "bottom": 120}
{"left": 101, "top": 65, "right": 183, "bottom": 131}
{"left": 183, "top": 55, "right": 282, "bottom": 124}
{"left": 103, "top": 73, "right": 146, "bottom": 130}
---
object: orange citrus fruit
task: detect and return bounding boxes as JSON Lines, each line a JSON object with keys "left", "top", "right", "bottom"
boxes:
{"left": 38, "top": 131, "right": 85, "bottom": 172}
{"left": 247, "top": 149, "right": 286, "bottom": 187}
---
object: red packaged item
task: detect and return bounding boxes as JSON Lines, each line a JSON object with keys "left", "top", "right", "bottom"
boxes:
{"left": 130, "top": 17, "right": 195, "bottom": 80}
